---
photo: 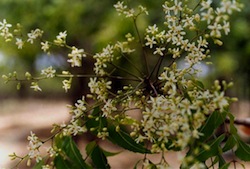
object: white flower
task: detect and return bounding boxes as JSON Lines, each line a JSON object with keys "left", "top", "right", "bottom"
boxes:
{"left": 68, "top": 120, "right": 87, "bottom": 136}
{"left": 41, "top": 66, "right": 56, "bottom": 78}
{"left": 0, "top": 19, "right": 13, "bottom": 40}
{"left": 201, "top": 8, "right": 214, "bottom": 24}
{"left": 67, "top": 46, "right": 86, "bottom": 67}
{"left": 54, "top": 31, "right": 67, "bottom": 45}
{"left": 222, "top": 21, "right": 230, "bottom": 35}
{"left": 27, "top": 131, "right": 43, "bottom": 162}
{"left": 15, "top": 38, "right": 24, "bottom": 49}
{"left": 41, "top": 41, "right": 50, "bottom": 52}
{"left": 27, "top": 29, "right": 43, "bottom": 44}
{"left": 62, "top": 78, "right": 72, "bottom": 92}
{"left": 208, "top": 22, "right": 222, "bottom": 38}
{"left": 172, "top": 0, "right": 183, "bottom": 15}
{"left": 102, "top": 99, "right": 117, "bottom": 117}
{"left": 200, "top": 0, "right": 212, "bottom": 11}
{"left": 88, "top": 78, "right": 112, "bottom": 101}
{"left": 145, "top": 35, "right": 157, "bottom": 48}
{"left": 114, "top": 1, "right": 127, "bottom": 15}
{"left": 213, "top": 91, "right": 229, "bottom": 111}
{"left": 153, "top": 47, "right": 165, "bottom": 56}
{"left": 146, "top": 24, "right": 158, "bottom": 34}
{"left": 30, "top": 82, "right": 42, "bottom": 92}
{"left": 0, "top": 19, "right": 12, "bottom": 30}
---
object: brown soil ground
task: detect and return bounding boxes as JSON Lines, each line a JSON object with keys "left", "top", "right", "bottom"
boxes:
{"left": 0, "top": 99, "right": 250, "bottom": 169}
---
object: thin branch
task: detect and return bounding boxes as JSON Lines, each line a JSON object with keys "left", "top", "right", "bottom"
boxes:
{"left": 108, "top": 62, "right": 143, "bottom": 81}
{"left": 121, "top": 53, "right": 144, "bottom": 76}
{"left": 225, "top": 118, "right": 250, "bottom": 127}
{"left": 133, "top": 17, "right": 149, "bottom": 75}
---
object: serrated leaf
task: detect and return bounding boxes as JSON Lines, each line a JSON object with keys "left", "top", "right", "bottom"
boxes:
{"left": 199, "top": 111, "right": 227, "bottom": 141}
{"left": 54, "top": 155, "right": 72, "bottom": 169}
{"left": 108, "top": 126, "right": 151, "bottom": 153}
{"left": 91, "top": 144, "right": 110, "bottom": 169}
{"left": 235, "top": 138, "right": 250, "bottom": 161}
{"left": 222, "top": 135, "right": 237, "bottom": 152}
{"left": 86, "top": 141, "right": 97, "bottom": 156}
{"left": 196, "top": 134, "right": 225, "bottom": 162}
{"left": 55, "top": 136, "right": 91, "bottom": 169}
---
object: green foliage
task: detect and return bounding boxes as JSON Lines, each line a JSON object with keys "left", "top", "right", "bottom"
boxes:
{"left": 86, "top": 141, "right": 110, "bottom": 169}
{"left": 2, "top": 0, "right": 250, "bottom": 169}
{"left": 199, "top": 111, "right": 227, "bottom": 142}
{"left": 54, "top": 136, "right": 91, "bottom": 169}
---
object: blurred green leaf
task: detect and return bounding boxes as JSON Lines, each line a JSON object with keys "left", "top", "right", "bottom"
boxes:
{"left": 32, "top": 159, "right": 44, "bottom": 169}
{"left": 219, "top": 163, "right": 231, "bottom": 169}
{"left": 222, "top": 135, "right": 237, "bottom": 152}
{"left": 199, "top": 111, "right": 227, "bottom": 142}
{"left": 196, "top": 134, "right": 225, "bottom": 162}
{"left": 235, "top": 138, "right": 250, "bottom": 161}
{"left": 195, "top": 80, "right": 204, "bottom": 89}
{"left": 227, "top": 113, "right": 238, "bottom": 134}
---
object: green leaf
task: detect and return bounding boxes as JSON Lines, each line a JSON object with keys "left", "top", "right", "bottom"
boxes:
{"left": 199, "top": 111, "right": 227, "bottom": 141}
{"left": 227, "top": 113, "right": 238, "bottom": 134}
{"left": 102, "top": 149, "right": 121, "bottom": 157}
{"left": 219, "top": 163, "right": 230, "bottom": 169}
{"left": 86, "top": 141, "right": 110, "bottom": 169}
{"left": 195, "top": 80, "right": 205, "bottom": 89}
{"left": 86, "top": 141, "right": 97, "bottom": 156}
{"left": 54, "top": 155, "right": 73, "bottom": 169}
{"left": 108, "top": 126, "right": 151, "bottom": 153}
{"left": 217, "top": 154, "right": 228, "bottom": 168}
{"left": 235, "top": 138, "right": 250, "bottom": 161}
{"left": 91, "top": 144, "right": 110, "bottom": 169}
{"left": 54, "top": 136, "right": 91, "bottom": 169}
{"left": 196, "top": 134, "right": 225, "bottom": 162}
{"left": 222, "top": 135, "right": 237, "bottom": 152}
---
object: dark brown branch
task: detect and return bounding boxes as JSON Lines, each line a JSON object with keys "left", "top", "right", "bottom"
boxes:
{"left": 225, "top": 118, "right": 250, "bottom": 127}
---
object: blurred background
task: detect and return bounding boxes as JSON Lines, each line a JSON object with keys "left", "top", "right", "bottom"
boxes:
{"left": 0, "top": 0, "right": 250, "bottom": 168}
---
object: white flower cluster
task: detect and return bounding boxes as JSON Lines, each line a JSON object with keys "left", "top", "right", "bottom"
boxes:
{"left": 27, "top": 29, "right": 43, "bottom": 44}
{"left": 114, "top": 1, "right": 148, "bottom": 18}
{"left": 67, "top": 46, "right": 86, "bottom": 67}
{"left": 27, "top": 131, "right": 43, "bottom": 163}
{"left": 2, "top": 0, "right": 243, "bottom": 168}
{"left": 93, "top": 44, "right": 114, "bottom": 76}
{"left": 0, "top": 19, "right": 13, "bottom": 41}
{"left": 54, "top": 31, "right": 67, "bottom": 46}
{"left": 41, "top": 66, "right": 56, "bottom": 78}
{"left": 88, "top": 77, "right": 112, "bottom": 101}
{"left": 136, "top": 79, "right": 230, "bottom": 152}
